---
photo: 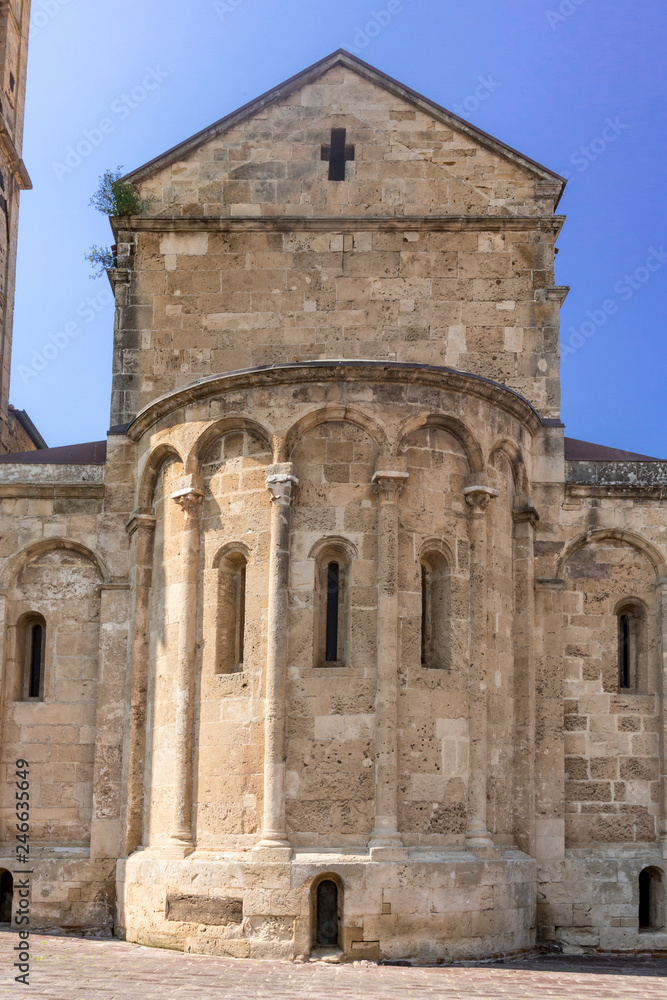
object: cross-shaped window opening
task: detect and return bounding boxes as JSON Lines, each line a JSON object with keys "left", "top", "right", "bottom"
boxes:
{"left": 321, "top": 128, "right": 355, "bottom": 181}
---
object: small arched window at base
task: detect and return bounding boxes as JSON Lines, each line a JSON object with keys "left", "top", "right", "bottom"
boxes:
{"left": 420, "top": 549, "right": 451, "bottom": 670}
{"left": 311, "top": 875, "right": 342, "bottom": 950}
{"left": 0, "top": 870, "right": 13, "bottom": 923}
{"left": 616, "top": 601, "right": 647, "bottom": 693}
{"left": 20, "top": 614, "right": 46, "bottom": 701}
{"left": 216, "top": 550, "right": 247, "bottom": 674}
{"left": 639, "top": 867, "right": 664, "bottom": 931}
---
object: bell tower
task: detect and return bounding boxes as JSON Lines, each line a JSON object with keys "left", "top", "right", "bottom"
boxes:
{"left": 0, "top": 0, "right": 33, "bottom": 453}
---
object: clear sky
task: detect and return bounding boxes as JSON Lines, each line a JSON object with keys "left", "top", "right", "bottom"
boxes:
{"left": 11, "top": 0, "right": 667, "bottom": 454}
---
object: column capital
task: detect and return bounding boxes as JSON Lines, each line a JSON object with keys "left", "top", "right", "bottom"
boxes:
{"left": 170, "top": 473, "right": 204, "bottom": 518}
{"left": 266, "top": 472, "right": 298, "bottom": 505}
{"left": 171, "top": 489, "right": 204, "bottom": 518}
{"left": 464, "top": 484, "right": 499, "bottom": 512}
{"left": 372, "top": 470, "right": 409, "bottom": 502}
{"left": 126, "top": 511, "right": 157, "bottom": 536}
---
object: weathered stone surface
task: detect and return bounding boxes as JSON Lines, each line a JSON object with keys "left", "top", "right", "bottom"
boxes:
{"left": 165, "top": 893, "right": 243, "bottom": 925}
{"left": 0, "top": 50, "right": 665, "bottom": 963}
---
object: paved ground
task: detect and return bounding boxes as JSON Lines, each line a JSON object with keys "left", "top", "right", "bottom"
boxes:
{"left": 0, "top": 932, "right": 666, "bottom": 999}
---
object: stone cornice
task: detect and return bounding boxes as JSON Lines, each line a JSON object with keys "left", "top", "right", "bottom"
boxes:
{"left": 566, "top": 483, "right": 667, "bottom": 501}
{"left": 112, "top": 214, "right": 566, "bottom": 236}
{"left": 0, "top": 483, "right": 105, "bottom": 500}
{"left": 125, "top": 361, "right": 544, "bottom": 441}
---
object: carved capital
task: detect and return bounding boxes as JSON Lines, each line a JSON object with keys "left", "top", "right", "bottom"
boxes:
{"left": 464, "top": 485, "right": 499, "bottom": 513}
{"left": 171, "top": 488, "right": 204, "bottom": 518}
{"left": 266, "top": 473, "right": 298, "bottom": 506}
{"left": 372, "top": 470, "right": 409, "bottom": 502}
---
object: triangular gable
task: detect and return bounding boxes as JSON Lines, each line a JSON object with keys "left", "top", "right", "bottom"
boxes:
{"left": 123, "top": 49, "right": 566, "bottom": 205}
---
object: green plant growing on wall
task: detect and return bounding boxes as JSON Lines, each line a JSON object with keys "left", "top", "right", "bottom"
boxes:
{"left": 85, "top": 166, "right": 152, "bottom": 277}
{"left": 85, "top": 245, "right": 116, "bottom": 279}
{"left": 89, "top": 165, "right": 152, "bottom": 217}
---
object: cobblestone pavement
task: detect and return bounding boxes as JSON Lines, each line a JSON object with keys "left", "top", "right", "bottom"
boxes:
{"left": 0, "top": 932, "right": 666, "bottom": 1000}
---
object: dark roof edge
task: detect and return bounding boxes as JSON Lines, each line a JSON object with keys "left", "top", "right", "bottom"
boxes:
{"left": 0, "top": 440, "right": 107, "bottom": 465}
{"left": 8, "top": 406, "right": 47, "bottom": 449}
{"left": 564, "top": 436, "right": 664, "bottom": 462}
{"left": 121, "top": 49, "right": 566, "bottom": 200}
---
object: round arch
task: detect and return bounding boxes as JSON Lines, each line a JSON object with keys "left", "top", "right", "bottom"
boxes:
{"left": 210, "top": 539, "right": 252, "bottom": 570}
{"left": 418, "top": 536, "right": 456, "bottom": 568}
{"left": 281, "top": 405, "right": 389, "bottom": 461}
{"left": 1, "top": 538, "right": 110, "bottom": 589}
{"left": 488, "top": 438, "right": 529, "bottom": 495}
{"left": 308, "top": 535, "right": 360, "bottom": 562}
{"left": 187, "top": 416, "right": 276, "bottom": 475}
{"left": 395, "top": 414, "right": 484, "bottom": 473}
{"left": 137, "top": 443, "right": 185, "bottom": 510}
{"left": 556, "top": 528, "right": 667, "bottom": 581}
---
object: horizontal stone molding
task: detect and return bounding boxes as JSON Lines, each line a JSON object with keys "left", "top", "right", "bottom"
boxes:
{"left": 0, "top": 483, "right": 105, "bottom": 500}
{"left": 117, "top": 214, "right": 566, "bottom": 235}
{"left": 126, "top": 361, "right": 543, "bottom": 442}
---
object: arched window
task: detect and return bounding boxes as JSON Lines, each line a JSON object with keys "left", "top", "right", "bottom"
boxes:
{"left": 217, "top": 550, "right": 247, "bottom": 673}
{"left": 313, "top": 877, "right": 341, "bottom": 949}
{"left": 616, "top": 602, "right": 646, "bottom": 693}
{"left": 325, "top": 562, "right": 340, "bottom": 662}
{"left": 420, "top": 549, "right": 450, "bottom": 670}
{"left": 0, "top": 870, "right": 12, "bottom": 923}
{"left": 639, "top": 867, "right": 664, "bottom": 931}
{"left": 312, "top": 541, "right": 353, "bottom": 668}
{"left": 21, "top": 614, "right": 45, "bottom": 701}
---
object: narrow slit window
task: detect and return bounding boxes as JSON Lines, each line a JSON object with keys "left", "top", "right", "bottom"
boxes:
{"left": 237, "top": 562, "right": 246, "bottom": 668}
{"left": 619, "top": 613, "right": 630, "bottom": 689}
{"left": 217, "top": 552, "right": 248, "bottom": 674}
{"left": 421, "top": 564, "right": 428, "bottom": 665}
{"left": 419, "top": 551, "right": 450, "bottom": 670}
{"left": 28, "top": 624, "right": 42, "bottom": 698}
{"left": 325, "top": 562, "right": 340, "bottom": 663}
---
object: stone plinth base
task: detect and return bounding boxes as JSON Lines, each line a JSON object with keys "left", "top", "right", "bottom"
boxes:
{"left": 116, "top": 846, "right": 535, "bottom": 962}
{"left": 0, "top": 851, "right": 115, "bottom": 933}
{"left": 539, "top": 847, "right": 667, "bottom": 954}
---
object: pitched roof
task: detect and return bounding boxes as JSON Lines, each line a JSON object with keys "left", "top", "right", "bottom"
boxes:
{"left": 0, "top": 440, "right": 107, "bottom": 464}
{"left": 123, "top": 49, "right": 566, "bottom": 204}
{"left": 564, "top": 437, "right": 663, "bottom": 462}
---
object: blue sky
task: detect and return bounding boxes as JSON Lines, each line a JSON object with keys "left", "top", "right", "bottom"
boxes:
{"left": 11, "top": 0, "right": 667, "bottom": 454}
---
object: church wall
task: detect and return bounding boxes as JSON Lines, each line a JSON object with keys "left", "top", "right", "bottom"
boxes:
{"left": 396, "top": 426, "right": 470, "bottom": 844}
{"left": 140, "top": 65, "right": 559, "bottom": 220}
{"left": 562, "top": 539, "right": 659, "bottom": 846}
{"left": 486, "top": 450, "right": 517, "bottom": 842}
{"left": 111, "top": 222, "right": 561, "bottom": 429}
{"left": 143, "top": 455, "right": 184, "bottom": 845}
{"left": 196, "top": 429, "right": 271, "bottom": 847}
{"left": 287, "top": 420, "right": 378, "bottom": 846}
{"left": 532, "top": 482, "right": 667, "bottom": 952}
